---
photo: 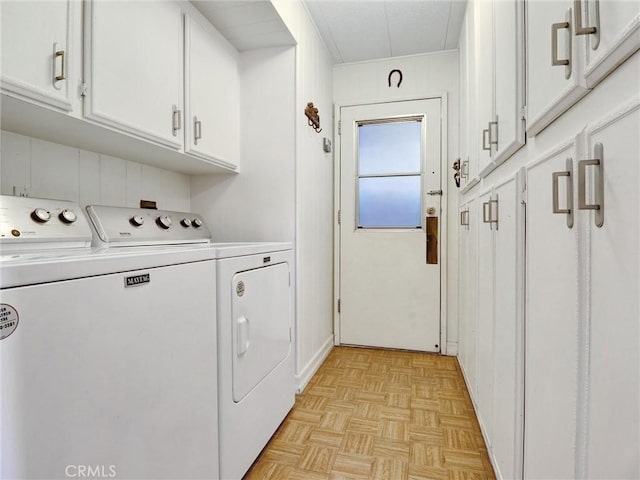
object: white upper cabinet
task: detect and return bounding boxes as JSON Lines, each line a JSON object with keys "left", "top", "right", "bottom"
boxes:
{"left": 462, "top": 0, "right": 525, "bottom": 182}
{"left": 184, "top": 14, "right": 239, "bottom": 169}
{"left": 527, "top": 0, "right": 639, "bottom": 136}
{"left": 474, "top": 0, "right": 494, "bottom": 176}
{"left": 581, "top": 0, "right": 640, "bottom": 88}
{"left": 1, "top": 0, "right": 78, "bottom": 112}
{"left": 84, "top": 0, "right": 184, "bottom": 150}
{"left": 527, "top": 1, "right": 589, "bottom": 137}
{"left": 493, "top": 0, "right": 525, "bottom": 165}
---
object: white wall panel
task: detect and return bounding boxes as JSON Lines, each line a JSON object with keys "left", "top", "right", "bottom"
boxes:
{"left": 78, "top": 150, "right": 100, "bottom": 207}
{"left": 99, "top": 155, "right": 126, "bottom": 207}
{"left": 0, "top": 131, "right": 31, "bottom": 196}
{"left": 0, "top": 130, "right": 190, "bottom": 211}
{"left": 271, "top": 0, "right": 335, "bottom": 387}
{"left": 30, "top": 138, "right": 79, "bottom": 202}
{"left": 141, "top": 165, "right": 190, "bottom": 212}
{"left": 125, "top": 162, "right": 142, "bottom": 208}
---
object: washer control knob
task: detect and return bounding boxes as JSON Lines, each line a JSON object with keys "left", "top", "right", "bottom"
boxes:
{"left": 59, "top": 209, "right": 77, "bottom": 224}
{"left": 180, "top": 218, "right": 192, "bottom": 228}
{"left": 130, "top": 215, "right": 145, "bottom": 227}
{"left": 156, "top": 215, "right": 172, "bottom": 229}
{"left": 31, "top": 208, "right": 51, "bottom": 223}
{"left": 192, "top": 217, "right": 203, "bottom": 228}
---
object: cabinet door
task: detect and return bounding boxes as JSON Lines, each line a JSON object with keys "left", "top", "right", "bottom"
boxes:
{"left": 84, "top": 0, "right": 183, "bottom": 149}
{"left": 459, "top": 199, "right": 478, "bottom": 394}
{"left": 524, "top": 141, "right": 579, "bottom": 479}
{"left": 527, "top": 1, "right": 589, "bottom": 136}
{"left": 583, "top": 102, "right": 639, "bottom": 478}
{"left": 583, "top": 0, "right": 640, "bottom": 88}
{"left": 493, "top": 0, "right": 525, "bottom": 166}
{"left": 475, "top": 0, "right": 495, "bottom": 174}
{"left": 476, "top": 189, "right": 494, "bottom": 442}
{"left": 459, "top": 13, "right": 470, "bottom": 188}
{"left": 459, "top": 7, "right": 477, "bottom": 188}
{"left": 184, "top": 15, "right": 239, "bottom": 169}
{"left": 1, "top": 0, "right": 75, "bottom": 111}
{"left": 492, "top": 176, "right": 523, "bottom": 480}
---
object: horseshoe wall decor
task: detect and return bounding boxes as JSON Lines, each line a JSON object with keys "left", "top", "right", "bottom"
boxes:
{"left": 388, "top": 69, "right": 403, "bottom": 88}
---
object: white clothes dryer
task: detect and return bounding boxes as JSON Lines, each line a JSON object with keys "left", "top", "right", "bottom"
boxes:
{"left": 213, "top": 242, "right": 295, "bottom": 480}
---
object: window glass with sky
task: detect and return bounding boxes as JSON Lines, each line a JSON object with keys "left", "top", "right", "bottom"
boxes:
{"left": 357, "top": 120, "right": 422, "bottom": 228}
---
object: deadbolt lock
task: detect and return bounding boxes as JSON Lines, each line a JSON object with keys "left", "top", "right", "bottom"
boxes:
{"left": 427, "top": 207, "right": 437, "bottom": 215}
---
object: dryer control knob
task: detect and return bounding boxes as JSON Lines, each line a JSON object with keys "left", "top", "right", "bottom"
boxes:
{"left": 130, "top": 215, "right": 145, "bottom": 227}
{"left": 192, "top": 218, "right": 203, "bottom": 228}
{"left": 156, "top": 215, "right": 172, "bottom": 229}
{"left": 31, "top": 208, "right": 51, "bottom": 223}
{"left": 59, "top": 209, "right": 77, "bottom": 224}
{"left": 180, "top": 218, "right": 192, "bottom": 228}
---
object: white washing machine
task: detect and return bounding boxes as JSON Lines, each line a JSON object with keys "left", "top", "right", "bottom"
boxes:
{"left": 213, "top": 242, "right": 295, "bottom": 480}
{"left": 1, "top": 196, "right": 219, "bottom": 479}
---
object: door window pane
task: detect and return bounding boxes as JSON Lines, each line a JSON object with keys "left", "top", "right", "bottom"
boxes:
{"left": 358, "top": 121, "right": 421, "bottom": 175}
{"left": 358, "top": 176, "right": 421, "bottom": 228}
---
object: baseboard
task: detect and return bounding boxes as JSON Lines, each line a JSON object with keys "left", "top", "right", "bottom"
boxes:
{"left": 457, "top": 356, "right": 503, "bottom": 480}
{"left": 294, "top": 336, "right": 334, "bottom": 393}
{"left": 445, "top": 341, "right": 458, "bottom": 356}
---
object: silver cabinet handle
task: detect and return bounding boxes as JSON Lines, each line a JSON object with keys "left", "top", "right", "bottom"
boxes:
{"left": 574, "top": 0, "right": 597, "bottom": 35}
{"left": 578, "top": 142, "right": 604, "bottom": 227}
{"left": 552, "top": 22, "right": 570, "bottom": 66}
{"left": 460, "top": 209, "right": 469, "bottom": 228}
{"left": 483, "top": 201, "right": 491, "bottom": 223}
{"left": 483, "top": 198, "right": 499, "bottom": 230}
{"left": 194, "top": 117, "right": 202, "bottom": 145}
{"left": 482, "top": 129, "right": 491, "bottom": 151}
{"left": 461, "top": 160, "right": 469, "bottom": 179}
{"left": 552, "top": 157, "right": 574, "bottom": 228}
{"left": 172, "top": 105, "right": 182, "bottom": 137}
{"left": 53, "top": 43, "right": 65, "bottom": 88}
{"left": 488, "top": 118, "right": 499, "bottom": 149}
{"left": 552, "top": 9, "right": 573, "bottom": 79}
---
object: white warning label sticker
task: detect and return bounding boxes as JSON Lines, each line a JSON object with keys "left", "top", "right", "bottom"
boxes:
{"left": 0, "top": 304, "right": 19, "bottom": 340}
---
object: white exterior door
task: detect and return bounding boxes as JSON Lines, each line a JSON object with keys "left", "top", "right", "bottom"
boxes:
{"left": 338, "top": 99, "right": 442, "bottom": 352}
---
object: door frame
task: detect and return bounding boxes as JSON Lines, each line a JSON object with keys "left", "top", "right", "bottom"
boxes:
{"left": 333, "top": 93, "right": 450, "bottom": 354}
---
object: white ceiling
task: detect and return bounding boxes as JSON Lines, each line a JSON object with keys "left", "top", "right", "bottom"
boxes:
{"left": 192, "top": 0, "right": 467, "bottom": 64}
{"left": 303, "top": 0, "right": 467, "bottom": 64}
{"left": 192, "top": 1, "right": 295, "bottom": 51}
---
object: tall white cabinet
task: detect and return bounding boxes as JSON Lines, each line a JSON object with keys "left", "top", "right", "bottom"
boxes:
{"left": 460, "top": 0, "right": 525, "bottom": 187}
{"left": 458, "top": 0, "right": 640, "bottom": 478}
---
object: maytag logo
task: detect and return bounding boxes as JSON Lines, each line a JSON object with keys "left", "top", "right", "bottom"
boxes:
{"left": 124, "top": 273, "right": 150, "bottom": 287}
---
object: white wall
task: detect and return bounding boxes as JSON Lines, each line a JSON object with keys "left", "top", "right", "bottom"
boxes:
{"left": 0, "top": 130, "right": 190, "bottom": 210}
{"left": 272, "top": 0, "right": 335, "bottom": 389}
{"left": 190, "top": 46, "right": 296, "bottom": 243}
{"left": 333, "top": 51, "right": 461, "bottom": 353}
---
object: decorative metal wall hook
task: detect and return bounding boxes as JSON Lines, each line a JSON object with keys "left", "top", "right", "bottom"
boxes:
{"left": 453, "top": 158, "right": 461, "bottom": 188}
{"left": 304, "top": 102, "right": 322, "bottom": 133}
{"left": 388, "top": 69, "right": 403, "bottom": 88}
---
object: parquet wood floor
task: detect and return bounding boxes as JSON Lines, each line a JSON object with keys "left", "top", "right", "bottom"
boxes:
{"left": 243, "top": 346, "right": 496, "bottom": 480}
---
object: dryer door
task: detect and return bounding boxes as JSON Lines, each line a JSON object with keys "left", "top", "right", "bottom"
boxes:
{"left": 232, "top": 262, "right": 291, "bottom": 402}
